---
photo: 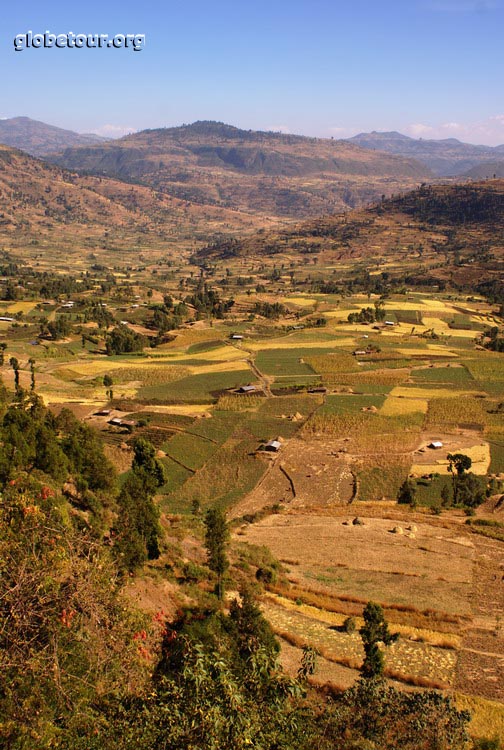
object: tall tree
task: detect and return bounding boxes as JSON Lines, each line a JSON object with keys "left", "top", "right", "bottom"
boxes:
{"left": 360, "top": 602, "right": 398, "bottom": 678}
{"left": 447, "top": 453, "right": 472, "bottom": 504}
{"left": 204, "top": 507, "right": 229, "bottom": 600}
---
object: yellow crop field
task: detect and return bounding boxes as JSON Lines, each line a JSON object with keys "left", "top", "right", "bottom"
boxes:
{"left": 391, "top": 386, "right": 474, "bottom": 400}
{"left": 4, "top": 301, "right": 38, "bottom": 313}
{"left": 420, "top": 299, "right": 452, "bottom": 310}
{"left": 380, "top": 396, "right": 428, "bottom": 416}
{"left": 281, "top": 296, "right": 318, "bottom": 307}
{"left": 396, "top": 347, "right": 458, "bottom": 357}
{"left": 411, "top": 443, "right": 490, "bottom": 476}
{"left": 321, "top": 309, "right": 355, "bottom": 319}
{"left": 176, "top": 345, "right": 247, "bottom": 362}
{"left": 139, "top": 404, "right": 213, "bottom": 416}
{"left": 186, "top": 360, "right": 251, "bottom": 375}
{"left": 247, "top": 339, "right": 346, "bottom": 351}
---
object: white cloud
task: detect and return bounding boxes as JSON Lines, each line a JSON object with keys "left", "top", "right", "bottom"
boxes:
{"left": 89, "top": 124, "right": 136, "bottom": 138}
{"left": 408, "top": 123, "right": 436, "bottom": 137}
{"left": 266, "top": 124, "right": 291, "bottom": 134}
{"left": 404, "top": 116, "right": 504, "bottom": 145}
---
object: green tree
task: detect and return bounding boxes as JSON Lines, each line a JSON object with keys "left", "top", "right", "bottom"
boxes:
{"left": 359, "top": 602, "right": 398, "bottom": 678}
{"left": 29, "top": 357, "right": 36, "bottom": 391}
{"left": 456, "top": 473, "right": 486, "bottom": 508}
{"left": 441, "top": 483, "right": 452, "bottom": 507}
{"left": 131, "top": 437, "right": 167, "bottom": 492}
{"left": 397, "top": 479, "right": 417, "bottom": 506}
{"left": 204, "top": 507, "right": 229, "bottom": 600}
{"left": 0, "top": 342, "right": 7, "bottom": 367}
{"left": 447, "top": 453, "right": 473, "bottom": 504}
{"left": 115, "top": 471, "right": 162, "bottom": 570}
{"left": 322, "top": 676, "right": 471, "bottom": 750}
{"left": 9, "top": 356, "right": 20, "bottom": 395}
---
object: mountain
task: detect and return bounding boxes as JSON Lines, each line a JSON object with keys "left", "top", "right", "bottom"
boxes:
{"left": 194, "top": 179, "right": 504, "bottom": 292}
{"left": 0, "top": 143, "right": 273, "bottom": 259}
{"left": 348, "top": 131, "right": 504, "bottom": 177}
{"left": 464, "top": 161, "right": 504, "bottom": 179}
{"left": 0, "top": 117, "right": 109, "bottom": 157}
{"left": 47, "top": 121, "right": 431, "bottom": 220}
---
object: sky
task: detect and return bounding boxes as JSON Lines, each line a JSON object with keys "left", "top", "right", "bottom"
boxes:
{"left": 1, "top": 0, "right": 504, "bottom": 145}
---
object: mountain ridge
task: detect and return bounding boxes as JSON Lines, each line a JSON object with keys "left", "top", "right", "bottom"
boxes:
{"left": 348, "top": 130, "right": 504, "bottom": 177}
{"left": 47, "top": 120, "right": 430, "bottom": 220}
{"left": 0, "top": 116, "right": 109, "bottom": 157}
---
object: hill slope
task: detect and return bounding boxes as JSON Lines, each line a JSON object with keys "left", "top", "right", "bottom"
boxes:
{"left": 48, "top": 121, "right": 431, "bottom": 219}
{"left": 0, "top": 117, "right": 109, "bottom": 157}
{"left": 194, "top": 179, "right": 504, "bottom": 292}
{"left": 0, "top": 143, "right": 274, "bottom": 261}
{"left": 348, "top": 131, "right": 504, "bottom": 177}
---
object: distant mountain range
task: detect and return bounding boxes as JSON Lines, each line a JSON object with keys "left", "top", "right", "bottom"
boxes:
{"left": 0, "top": 117, "right": 108, "bottom": 157}
{"left": 347, "top": 131, "right": 504, "bottom": 177}
{"left": 45, "top": 120, "right": 429, "bottom": 219}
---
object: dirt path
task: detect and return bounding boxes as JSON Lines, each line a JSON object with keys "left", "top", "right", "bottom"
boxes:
{"left": 247, "top": 356, "right": 273, "bottom": 397}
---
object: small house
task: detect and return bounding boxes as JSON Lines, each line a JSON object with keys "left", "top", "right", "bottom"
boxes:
{"left": 94, "top": 409, "right": 112, "bottom": 417}
{"left": 108, "top": 417, "right": 123, "bottom": 427}
{"left": 353, "top": 349, "right": 367, "bottom": 356}
{"left": 230, "top": 334, "right": 244, "bottom": 340}
{"left": 265, "top": 439, "right": 282, "bottom": 452}
{"left": 238, "top": 385, "right": 256, "bottom": 394}
{"left": 384, "top": 320, "right": 395, "bottom": 327}
{"left": 428, "top": 441, "right": 443, "bottom": 449}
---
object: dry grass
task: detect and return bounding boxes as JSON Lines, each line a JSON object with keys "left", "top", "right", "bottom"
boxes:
{"left": 266, "top": 584, "right": 464, "bottom": 631}
{"left": 302, "top": 411, "right": 422, "bottom": 452}
{"left": 380, "top": 396, "right": 429, "bottom": 416}
{"left": 426, "top": 397, "right": 489, "bottom": 428}
{"left": 112, "top": 365, "right": 190, "bottom": 386}
{"left": 216, "top": 395, "right": 263, "bottom": 411}
{"left": 455, "top": 694, "right": 504, "bottom": 742}
{"left": 264, "top": 592, "right": 461, "bottom": 649}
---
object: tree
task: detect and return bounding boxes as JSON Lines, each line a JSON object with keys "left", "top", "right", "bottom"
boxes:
{"left": 113, "top": 438, "right": 165, "bottom": 571}
{"left": 9, "top": 356, "right": 20, "bottom": 395}
{"left": 456, "top": 473, "right": 486, "bottom": 509}
{"left": 115, "top": 471, "right": 162, "bottom": 570}
{"left": 397, "top": 479, "right": 416, "bottom": 506}
{"left": 322, "top": 676, "right": 471, "bottom": 750}
{"left": 359, "top": 602, "right": 398, "bottom": 678}
{"left": 447, "top": 453, "right": 473, "bottom": 504}
{"left": 103, "top": 373, "right": 114, "bottom": 400}
{"left": 204, "top": 507, "right": 229, "bottom": 600}
{"left": 29, "top": 357, "right": 36, "bottom": 391}
{"left": 441, "top": 483, "right": 452, "bottom": 507}
{"left": 131, "top": 437, "right": 167, "bottom": 493}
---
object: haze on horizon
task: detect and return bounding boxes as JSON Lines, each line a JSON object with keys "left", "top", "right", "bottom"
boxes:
{"left": 1, "top": 0, "right": 504, "bottom": 146}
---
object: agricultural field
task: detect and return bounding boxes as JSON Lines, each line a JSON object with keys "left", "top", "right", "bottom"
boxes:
{"left": 0, "top": 244, "right": 502, "bottom": 735}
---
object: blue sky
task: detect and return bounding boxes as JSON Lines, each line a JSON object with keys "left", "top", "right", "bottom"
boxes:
{"left": 1, "top": 0, "right": 504, "bottom": 144}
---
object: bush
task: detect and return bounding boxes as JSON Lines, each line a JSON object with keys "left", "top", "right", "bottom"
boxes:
{"left": 343, "top": 616, "right": 357, "bottom": 634}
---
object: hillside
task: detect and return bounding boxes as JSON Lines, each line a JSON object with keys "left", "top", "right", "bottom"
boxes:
{"left": 0, "top": 116, "right": 108, "bottom": 157}
{"left": 0, "top": 143, "right": 274, "bottom": 262}
{"left": 464, "top": 161, "right": 504, "bottom": 179}
{"left": 194, "top": 180, "right": 504, "bottom": 292}
{"left": 348, "top": 131, "right": 504, "bottom": 177}
{"left": 48, "top": 121, "right": 431, "bottom": 219}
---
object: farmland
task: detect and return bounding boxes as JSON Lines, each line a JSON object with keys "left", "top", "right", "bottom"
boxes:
{"left": 0, "top": 179, "right": 503, "bottom": 741}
